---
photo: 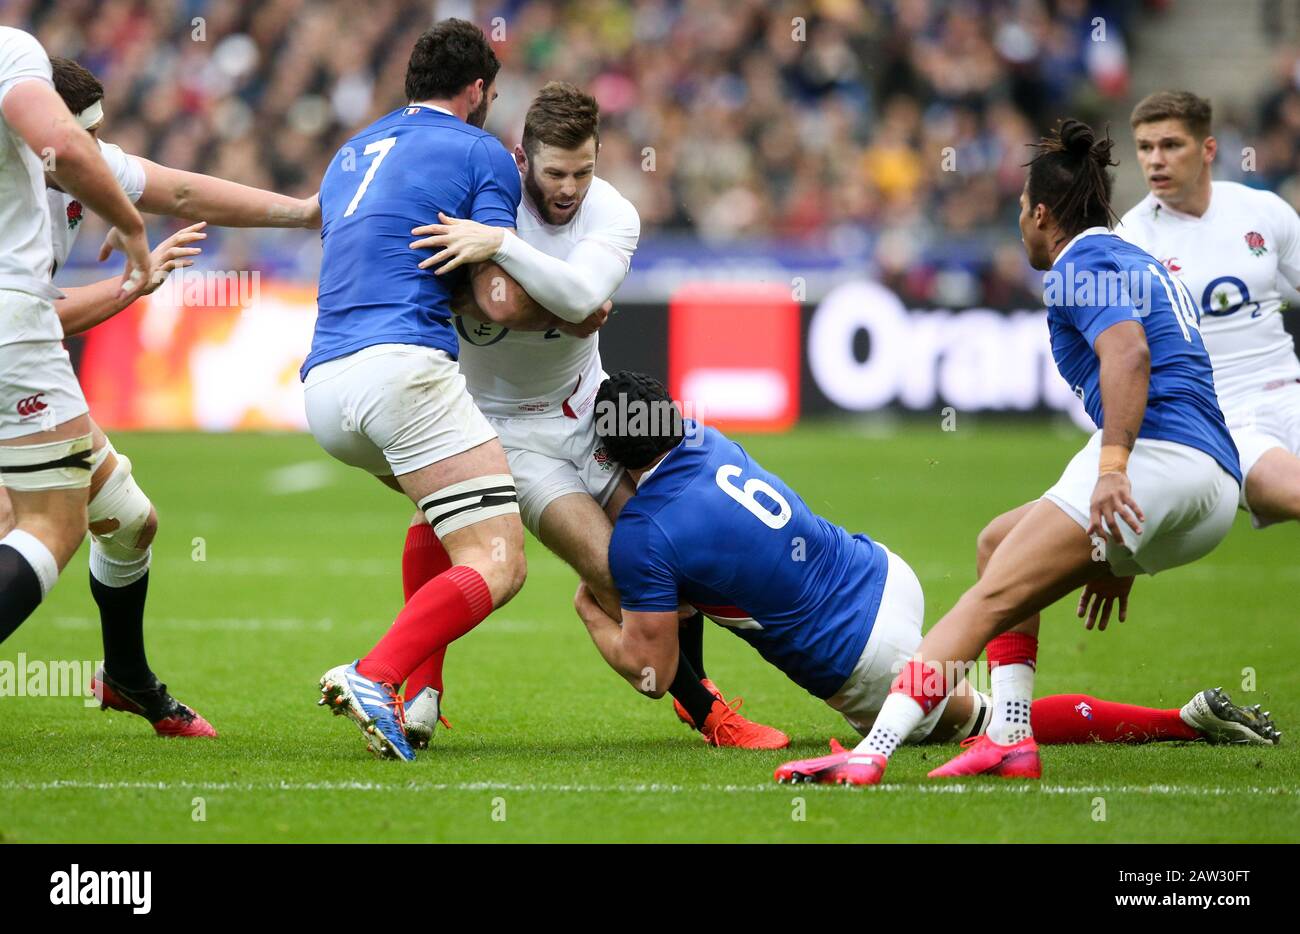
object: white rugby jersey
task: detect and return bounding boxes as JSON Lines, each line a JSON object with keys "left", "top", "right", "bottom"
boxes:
{"left": 47, "top": 140, "right": 145, "bottom": 275}
{"left": 457, "top": 175, "right": 640, "bottom": 419}
{"left": 1118, "top": 180, "right": 1300, "bottom": 402}
{"left": 0, "top": 27, "right": 60, "bottom": 302}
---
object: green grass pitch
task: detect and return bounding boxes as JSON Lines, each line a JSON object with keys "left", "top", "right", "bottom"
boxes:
{"left": 0, "top": 421, "right": 1296, "bottom": 842}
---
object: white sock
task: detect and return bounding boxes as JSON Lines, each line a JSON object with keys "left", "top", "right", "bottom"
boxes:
{"left": 855, "top": 692, "right": 926, "bottom": 759}
{"left": 0, "top": 529, "right": 58, "bottom": 598}
{"left": 988, "top": 663, "right": 1035, "bottom": 745}
{"left": 89, "top": 540, "right": 151, "bottom": 588}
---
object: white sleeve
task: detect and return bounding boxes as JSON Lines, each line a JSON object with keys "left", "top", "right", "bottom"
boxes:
{"left": 97, "top": 140, "right": 146, "bottom": 203}
{"left": 1114, "top": 206, "right": 1148, "bottom": 250}
{"left": 0, "top": 28, "right": 52, "bottom": 110}
{"left": 1263, "top": 190, "right": 1300, "bottom": 290}
{"left": 492, "top": 228, "right": 634, "bottom": 323}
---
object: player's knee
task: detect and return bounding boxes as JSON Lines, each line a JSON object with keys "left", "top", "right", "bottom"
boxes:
{"left": 0, "top": 488, "right": 14, "bottom": 537}
{"left": 975, "top": 520, "right": 1002, "bottom": 574}
{"left": 87, "top": 453, "right": 155, "bottom": 559}
{"left": 476, "top": 544, "right": 527, "bottom": 606}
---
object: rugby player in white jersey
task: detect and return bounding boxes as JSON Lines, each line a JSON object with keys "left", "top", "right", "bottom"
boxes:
{"left": 0, "top": 56, "right": 319, "bottom": 737}
{"left": 1119, "top": 90, "right": 1300, "bottom": 528}
{"left": 0, "top": 26, "right": 156, "bottom": 644}
{"left": 402, "top": 82, "right": 787, "bottom": 749}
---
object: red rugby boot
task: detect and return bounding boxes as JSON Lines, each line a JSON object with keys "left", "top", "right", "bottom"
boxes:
{"left": 928, "top": 734, "right": 1040, "bottom": 779}
{"left": 700, "top": 696, "right": 789, "bottom": 749}
{"left": 91, "top": 667, "right": 217, "bottom": 738}
{"left": 774, "top": 739, "right": 887, "bottom": 786}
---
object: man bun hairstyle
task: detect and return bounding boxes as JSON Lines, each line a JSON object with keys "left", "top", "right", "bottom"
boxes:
{"left": 522, "top": 81, "right": 600, "bottom": 157}
{"left": 51, "top": 57, "right": 104, "bottom": 116}
{"left": 1024, "top": 118, "right": 1119, "bottom": 236}
{"left": 1130, "top": 90, "right": 1212, "bottom": 140}
{"left": 594, "top": 371, "right": 684, "bottom": 470}
{"left": 404, "top": 18, "right": 500, "bottom": 103}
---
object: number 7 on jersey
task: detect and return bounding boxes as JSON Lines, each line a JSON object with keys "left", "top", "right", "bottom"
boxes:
{"left": 343, "top": 137, "right": 397, "bottom": 218}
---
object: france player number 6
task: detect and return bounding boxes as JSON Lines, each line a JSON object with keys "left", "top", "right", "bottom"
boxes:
{"left": 343, "top": 137, "right": 398, "bottom": 218}
{"left": 715, "top": 465, "right": 793, "bottom": 530}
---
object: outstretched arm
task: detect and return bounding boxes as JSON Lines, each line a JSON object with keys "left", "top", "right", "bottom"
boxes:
{"left": 135, "top": 158, "right": 319, "bottom": 228}
{"left": 573, "top": 583, "right": 679, "bottom": 697}
{"left": 57, "top": 222, "right": 207, "bottom": 336}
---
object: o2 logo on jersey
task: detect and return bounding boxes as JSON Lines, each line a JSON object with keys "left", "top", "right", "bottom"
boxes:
{"left": 454, "top": 316, "right": 509, "bottom": 346}
{"left": 715, "top": 464, "right": 792, "bottom": 529}
{"left": 1201, "top": 276, "right": 1260, "bottom": 319}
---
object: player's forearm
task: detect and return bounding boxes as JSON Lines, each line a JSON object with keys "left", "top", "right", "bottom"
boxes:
{"left": 137, "top": 160, "right": 315, "bottom": 227}
{"left": 576, "top": 603, "right": 665, "bottom": 695}
{"left": 469, "top": 262, "right": 565, "bottom": 331}
{"left": 56, "top": 278, "right": 135, "bottom": 336}
{"left": 1097, "top": 340, "right": 1150, "bottom": 455}
{"left": 493, "top": 231, "right": 619, "bottom": 323}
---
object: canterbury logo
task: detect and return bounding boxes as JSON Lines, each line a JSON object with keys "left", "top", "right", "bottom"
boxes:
{"left": 16, "top": 394, "right": 47, "bottom": 417}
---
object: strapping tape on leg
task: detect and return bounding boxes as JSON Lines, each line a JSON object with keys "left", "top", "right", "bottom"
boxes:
{"left": 88, "top": 450, "right": 153, "bottom": 585}
{"left": 0, "top": 434, "right": 93, "bottom": 491}
{"left": 418, "top": 473, "right": 518, "bottom": 537}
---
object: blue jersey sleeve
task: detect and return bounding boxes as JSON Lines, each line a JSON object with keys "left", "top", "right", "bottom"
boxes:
{"left": 1064, "top": 254, "right": 1140, "bottom": 347}
{"left": 468, "top": 137, "right": 521, "bottom": 228}
{"left": 609, "top": 513, "right": 680, "bottom": 613}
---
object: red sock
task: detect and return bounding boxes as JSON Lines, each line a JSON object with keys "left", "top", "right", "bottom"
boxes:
{"left": 358, "top": 565, "right": 493, "bottom": 686}
{"left": 401, "top": 524, "right": 451, "bottom": 697}
{"left": 892, "top": 659, "right": 949, "bottom": 714}
{"left": 987, "top": 631, "right": 1038, "bottom": 670}
{"left": 1030, "top": 694, "right": 1198, "bottom": 744}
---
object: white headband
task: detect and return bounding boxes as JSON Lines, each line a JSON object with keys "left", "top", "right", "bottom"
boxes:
{"left": 74, "top": 99, "right": 104, "bottom": 130}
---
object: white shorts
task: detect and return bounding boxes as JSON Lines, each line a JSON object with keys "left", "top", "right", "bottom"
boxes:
{"left": 1042, "top": 430, "right": 1239, "bottom": 577}
{"left": 1222, "top": 380, "right": 1300, "bottom": 527}
{"left": 303, "top": 343, "right": 496, "bottom": 477}
{"left": 0, "top": 290, "right": 87, "bottom": 440}
{"left": 824, "top": 546, "right": 950, "bottom": 742}
{"left": 490, "top": 407, "right": 624, "bottom": 536}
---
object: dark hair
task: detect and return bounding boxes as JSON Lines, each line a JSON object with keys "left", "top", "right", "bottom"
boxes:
{"left": 404, "top": 19, "right": 500, "bottom": 102}
{"left": 594, "top": 371, "right": 683, "bottom": 470}
{"left": 522, "top": 81, "right": 600, "bottom": 157}
{"left": 1130, "top": 90, "right": 1212, "bottom": 140}
{"left": 1024, "top": 118, "right": 1119, "bottom": 235}
{"left": 51, "top": 57, "right": 104, "bottom": 116}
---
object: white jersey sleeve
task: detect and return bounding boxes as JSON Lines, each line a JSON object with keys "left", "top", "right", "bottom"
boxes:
{"left": 458, "top": 176, "right": 640, "bottom": 419}
{"left": 0, "top": 26, "right": 59, "bottom": 301}
{"left": 1260, "top": 188, "right": 1300, "bottom": 290}
{"left": 97, "top": 140, "right": 146, "bottom": 204}
{"left": 0, "top": 26, "right": 52, "bottom": 106}
{"left": 491, "top": 189, "right": 639, "bottom": 322}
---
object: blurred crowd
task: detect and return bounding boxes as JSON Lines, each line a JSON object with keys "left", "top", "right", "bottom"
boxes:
{"left": 10, "top": 0, "right": 1135, "bottom": 244}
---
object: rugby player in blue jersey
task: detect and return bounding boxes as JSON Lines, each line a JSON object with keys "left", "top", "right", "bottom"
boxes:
{"left": 777, "top": 119, "right": 1249, "bottom": 785}
{"left": 304, "top": 20, "right": 582, "bottom": 761}
{"left": 574, "top": 373, "right": 1275, "bottom": 761}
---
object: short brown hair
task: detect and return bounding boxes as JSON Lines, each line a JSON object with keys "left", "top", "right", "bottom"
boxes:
{"left": 522, "top": 81, "right": 599, "bottom": 157}
{"left": 404, "top": 19, "right": 499, "bottom": 102}
{"left": 1130, "top": 90, "right": 1212, "bottom": 139}
{"left": 51, "top": 57, "right": 104, "bottom": 116}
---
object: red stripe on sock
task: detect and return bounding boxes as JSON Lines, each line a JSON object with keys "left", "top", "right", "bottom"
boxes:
{"left": 358, "top": 566, "right": 494, "bottom": 686}
{"left": 1030, "top": 694, "right": 1198, "bottom": 744}
{"left": 987, "top": 632, "right": 1038, "bottom": 670}
{"left": 891, "top": 659, "right": 948, "bottom": 714}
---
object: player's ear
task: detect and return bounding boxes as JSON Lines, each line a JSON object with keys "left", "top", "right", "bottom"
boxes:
{"left": 1202, "top": 134, "right": 1217, "bottom": 164}
{"left": 513, "top": 144, "right": 527, "bottom": 173}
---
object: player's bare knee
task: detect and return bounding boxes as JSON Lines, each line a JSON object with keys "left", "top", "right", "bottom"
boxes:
{"left": 975, "top": 520, "right": 1004, "bottom": 575}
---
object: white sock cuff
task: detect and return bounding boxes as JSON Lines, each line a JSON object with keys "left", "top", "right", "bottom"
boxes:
{"left": 991, "top": 662, "right": 1036, "bottom": 695}
{"left": 89, "top": 540, "right": 151, "bottom": 588}
{"left": 1, "top": 529, "right": 59, "bottom": 598}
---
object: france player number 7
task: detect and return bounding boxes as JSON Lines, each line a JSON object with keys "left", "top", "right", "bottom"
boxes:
{"left": 715, "top": 465, "right": 793, "bottom": 530}
{"left": 343, "top": 137, "right": 398, "bottom": 218}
